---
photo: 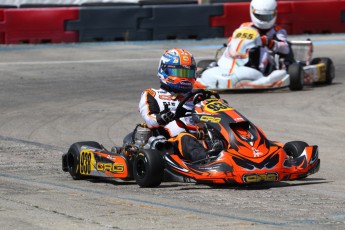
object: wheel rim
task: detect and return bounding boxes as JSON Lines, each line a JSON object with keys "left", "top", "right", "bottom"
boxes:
{"left": 136, "top": 158, "right": 146, "bottom": 178}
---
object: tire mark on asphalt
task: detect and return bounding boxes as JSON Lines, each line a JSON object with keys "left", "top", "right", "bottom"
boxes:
{"left": 0, "top": 134, "right": 64, "bottom": 152}
{"left": 0, "top": 172, "right": 288, "bottom": 227}
{"left": 1, "top": 195, "right": 114, "bottom": 229}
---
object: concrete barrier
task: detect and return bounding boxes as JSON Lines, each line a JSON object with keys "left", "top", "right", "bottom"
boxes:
{"left": 140, "top": 4, "right": 223, "bottom": 40}
{"left": 1, "top": 1, "right": 345, "bottom": 44}
{"left": 66, "top": 6, "right": 151, "bottom": 42}
{"left": 0, "top": 8, "right": 78, "bottom": 44}
{"left": 211, "top": 1, "right": 345, "bottom": 37}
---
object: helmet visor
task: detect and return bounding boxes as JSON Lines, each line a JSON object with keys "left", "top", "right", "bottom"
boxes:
{"left": 253, "top": 11, "right": 276, "bottom": 22}
{"left": 165, "top": 66, "right": 196, "bottom": 79}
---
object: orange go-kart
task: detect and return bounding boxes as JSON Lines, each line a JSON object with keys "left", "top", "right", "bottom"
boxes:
{"left": 62, "top": 89, "right": 320, "bottom": 187}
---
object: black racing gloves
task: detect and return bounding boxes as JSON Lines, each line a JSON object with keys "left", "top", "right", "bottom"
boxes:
{"left": 156, "top": 104, "right": 175, "bottom": 126}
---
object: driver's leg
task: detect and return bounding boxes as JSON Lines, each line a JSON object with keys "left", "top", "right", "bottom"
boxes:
{"left": 245, "top": 47, "right": 260, "bottom": 70}
{"left": 172, "top": 133, "right": 208, "bottom": 162}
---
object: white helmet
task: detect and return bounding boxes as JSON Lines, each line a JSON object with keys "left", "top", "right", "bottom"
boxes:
{"left": 250, "top": 0, "right": 277, "bottom": 30}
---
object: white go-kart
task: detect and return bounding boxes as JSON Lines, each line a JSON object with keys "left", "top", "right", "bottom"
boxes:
{"left": 194, "top": 27, "right": 335, "bottom": 91}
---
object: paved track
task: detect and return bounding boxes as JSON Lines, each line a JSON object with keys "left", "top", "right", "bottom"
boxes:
{"left": 0, "top": 36, "right": 345, "bottom": 229}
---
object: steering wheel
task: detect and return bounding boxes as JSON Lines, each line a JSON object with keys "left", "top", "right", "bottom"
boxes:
{"left": 174, "top": 89, "right": 220, "bottom": 121}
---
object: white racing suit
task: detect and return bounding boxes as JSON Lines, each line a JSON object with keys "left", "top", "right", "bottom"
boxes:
{"left": 236, "top": 22, "right": 290, "bottom": 74}
{"left": 139, "top": 87, "right": 208, "bottom": 162}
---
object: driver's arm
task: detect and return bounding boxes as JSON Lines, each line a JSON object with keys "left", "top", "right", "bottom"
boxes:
{"left": 273, "top": 27, "right": 289, "bottom": 55}
{"left": 139, "top": 89, "right": 160, "bottom": 128}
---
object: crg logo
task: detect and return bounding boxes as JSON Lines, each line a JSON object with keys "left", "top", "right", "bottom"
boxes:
{"left": 243, "top": 172, "right": 278, "bottom": 183}
{"left": 96, "top": 163, "right": 124, "bottom": 173}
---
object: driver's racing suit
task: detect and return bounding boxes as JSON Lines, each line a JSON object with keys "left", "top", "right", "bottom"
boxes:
{"left": 236, "top": 22, "right": 290, "bottom": 74}
{"left": 139, "top": 87, "right": 208, "bottom": 162}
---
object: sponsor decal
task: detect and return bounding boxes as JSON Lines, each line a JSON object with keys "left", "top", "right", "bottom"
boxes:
{"left": 162, "top": 101, "right": 176, "bottom": 108}
{"left": 243, "top": 172, "right": 278, "bottom": 183}
{"left": 159, "top": 95, "right": 173, "bottom": 100}
{"left": 182, "top": 55, "right": 189, "bottom": 62}
{"left": 97, "top": 162, "right": 124, "bottom": 173}
{"left": 179, "top": 81, "right": 192, "bottom": 86}
{"left": 252, "top": 147, "right": 263, "bottom": 157}
{"left": 200, "top": 115, "right": 221, "bottom": 123}
{"left": 107, "top": 155, "right": 116, "bottom": 161}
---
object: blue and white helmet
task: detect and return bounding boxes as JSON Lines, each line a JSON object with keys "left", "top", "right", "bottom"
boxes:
{"left": 158, "top": 48, "right": 196, "bottom": 93}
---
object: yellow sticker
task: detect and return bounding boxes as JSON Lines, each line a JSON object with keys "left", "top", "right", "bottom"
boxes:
{"left": 243, "top": 173, "right": 278, "bottom": 183}
{"left": 200, "top": 115, "right": 221, "bottom": 123}
{"left": 79, "top": 150, "right": 94, "bottom": 175}
{"left": 204, "top": 100, "right": 233, "bottom": 113}
{"left": 316, "top": 63, "right": 326, "bottom": 81}
{"left": 233, "top": 27, "right": 258, "bottom": 40}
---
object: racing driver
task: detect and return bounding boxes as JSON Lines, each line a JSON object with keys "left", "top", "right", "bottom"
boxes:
{"left": 234, "top": 0, "right": 290, "bottom": 74}
{"left": 139, "top": 48, "right": 221, "bottom": 162}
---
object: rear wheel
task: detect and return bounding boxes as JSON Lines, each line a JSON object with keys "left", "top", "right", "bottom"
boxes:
{"left": 310, "top": 57, "right": 335, "bottom": 84}
{"left": 66, "top": 141, "right": 102, "bottom": 180}
{"left": 288, "top": 63, "right": 304, "bottom": 91}
{"left": 133, "top": 149, "right": 165, "bottom": 187}
{"left": 283, "top": 141, "right": 308, "bottom": 159}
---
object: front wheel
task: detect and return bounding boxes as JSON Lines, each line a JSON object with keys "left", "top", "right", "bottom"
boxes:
{"left": 283, "top": 141, "right": 308, "bottom": 159}
{"left": 66, "top": 141, "right": 102, "bottom": 180}
{"left": 288, "top": 63, "right": 304, "bottom": 91}
{"left": 133, "top": 149, "right": 165, "bottom": 187}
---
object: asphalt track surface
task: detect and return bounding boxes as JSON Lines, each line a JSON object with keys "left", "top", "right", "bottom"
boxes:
{"left": 1, "top": 35, "right": 345, "bottom": 229}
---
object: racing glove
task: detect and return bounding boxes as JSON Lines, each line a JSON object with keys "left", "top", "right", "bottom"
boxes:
{"left": 260, "top": 36, "right": 276, "bottom": 50}
{"left": 156, "top": 104, "right": 175, "bottom": 126}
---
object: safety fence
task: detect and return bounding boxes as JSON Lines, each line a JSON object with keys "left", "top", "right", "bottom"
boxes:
{"left": 1, "top": 0, "right": 345, "bottom": 44}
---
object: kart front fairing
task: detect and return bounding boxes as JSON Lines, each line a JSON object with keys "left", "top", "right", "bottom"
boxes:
{"left": 164, "top": 97, "right": 320, "bottom": 184}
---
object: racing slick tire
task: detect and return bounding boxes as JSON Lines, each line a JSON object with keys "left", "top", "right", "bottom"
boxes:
{"left": 133, "top": 149, "right": 165, "bottom": 188}
{"left": 283, "top": 141, "right": 308, "bottom": 159}
{"left": 310, "top": 57, "right": 335, "bottom": 84}
{"left": 288, "top": 63, "right": 304, "bottom": 91}
{"left": 66, "top": 141, "right": 102, "bottom": 180}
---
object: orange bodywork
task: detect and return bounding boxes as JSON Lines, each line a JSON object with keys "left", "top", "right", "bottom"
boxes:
{"left": 78, "top": 149, "right": 130, "bottom": 179}
{"left": 164, "top": 98, "right": 320, "bottom": 184}
{"left": 165, "top": 145, "right": 319, "bottom": 184}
